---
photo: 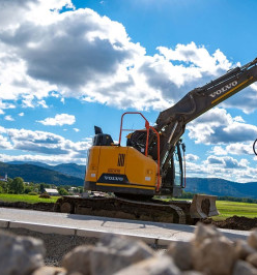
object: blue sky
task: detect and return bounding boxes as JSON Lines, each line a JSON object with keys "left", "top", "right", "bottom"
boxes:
{"left": 0, "top": 0, "right": 257, "bottom": 183}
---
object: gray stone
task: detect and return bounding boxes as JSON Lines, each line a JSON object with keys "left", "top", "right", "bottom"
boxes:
{"left": 61, "top": 245, "right": 93, "bottom": 275}
{"left": 32, "top": 266, "right": 67, "bottom": 275}
{"left": 166, "top": 241, "right": 194, "bottom": 271}
{"left": 91, "top": 234, "right": 155, "bottom": 275}
{"left": 192, "top": 223, "right": 222, "bottom": 247}
{"left": 247, "top": 253, "right": 257, "bottom": 268}
{"left": 181, "top": 272, "right": 204, "bottom": 275}
{"left": 193, "top": 236, "right": 236, "bottom": 275}
{"left": 248, "top": 229, "right": 257, "bottom": 250}
{"left": 114, "top": 254, "right": 181, "bottom": 275}
{"left": 235, "top": 239, "right": 256, "bottom": 260}
{"left": 0, "top": 229, "right": 45, "bottom": 275}
{"left": 233, "top": 260, "right": 257, "bottom": 275}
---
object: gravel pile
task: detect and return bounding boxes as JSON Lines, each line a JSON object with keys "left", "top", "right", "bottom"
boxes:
{"left": 7, "top": 228, "right": 99, "bottom": 266}
{"left": 6, "top": 228, "right": 164, "bottom": 267}
{"left": 2, "top": 223, "right": 257, "bottom": 274}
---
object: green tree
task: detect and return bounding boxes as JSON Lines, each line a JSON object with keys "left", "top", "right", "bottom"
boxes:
{"left": 8, "top": 177, "right": 25, "bottom": 194}
{"left": 58, "top": 188, "right": 69, "bottom": 195}
{"left": 63, "top": 185, "right": 71, "bottom": 191}
{"left": 39, "top": 183, "right": 45, "bottom": 194}
{"left": 0, "top": 181, "right": 8, "bottom": 193}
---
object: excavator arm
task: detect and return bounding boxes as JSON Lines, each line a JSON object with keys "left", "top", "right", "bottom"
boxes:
{"left": 129, "top": 58, "right": 257, "bottom": 183}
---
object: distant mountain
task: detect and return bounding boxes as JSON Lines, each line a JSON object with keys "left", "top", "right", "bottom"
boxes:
{"left": 53, "top": 163, "right": 86, "bottom": 179}
{"left": 0, "top": 162, "right": 83, "bottom": 186}
{"left": 7, "top": 161, "right": 86, "bottom": 179}
{"left": 185, "top": 178, "right": 257, "bottom": 199}
{"left": 3, "top": 161, "right": 257, "bottom": 198}
{"left": 7, "top": 161, "right": 50, "bottom": 169}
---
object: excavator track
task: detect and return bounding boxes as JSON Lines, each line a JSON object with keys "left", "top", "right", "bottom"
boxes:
{"left": 54, "top": 195, "right": 200, "bottom": 224}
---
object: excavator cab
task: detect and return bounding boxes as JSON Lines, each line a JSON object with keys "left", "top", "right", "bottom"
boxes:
{"left": 85, "top": 112, "right": 188, "bottom": 199}
{"left": 84, "top": 112, "right": 162, "bottom": 197}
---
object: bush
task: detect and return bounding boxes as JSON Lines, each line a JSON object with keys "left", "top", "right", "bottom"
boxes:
{"left": 58, "top": 188, "right": 69, "bottom": 195}
{"left": 24, "top": 187, "right": 33, "bottom": 194}
{"left": 39, "top": 192, "right": 51, "bottom": 199}
{"left": 28, "top": 191, "right": 38, "bottom": 196}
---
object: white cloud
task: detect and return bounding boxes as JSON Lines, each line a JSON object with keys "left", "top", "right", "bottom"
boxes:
{"left": 38, "top": 100, "right": 48, "bottom": 108}
{"left": 1, "top": 0, "right": 255, "bottom": 112}
{"left": 19, "top": 112, "right": 24, "bottom": 116}
{"left": 73, "top": 128, "right": 80, "bottom": 132}
{"left": 185, "top": 154, "right": 257, "bottom": 183}
{"left": 4, "top": 115, "right": 14, "bottom": 121}
{"left": 0, "top": 100, "right": 16, "bottom": 115}
{"left": 0, "top": 134, "right": 12, "bottom": 149}
{"left": 211, "top": 146, "right": 228, "bottom": 156}
{"left": 0, "top": 126, "right": 91, "bottom": 157}
{"left": 185, "top": 154, "right": 199, "bottom": 161}
{"left": 210, "top": 146, "right": 228, "bottom": 156}
{"left": 187, "top": 108, "right": 257, "bottom": 145}
{"left": 157, "top": 43, "right": 231, "bottom": 74}
{"left": 204, "top": 155, "right": 246, "bottom": 169}
{"left": 234, "top": 116, "right": 245, "bottom": 123}
{"left": 226, "top": 143, "right": 254, "bottom": 156}
{"left": 37, "top": 114, "right": 75, "bottom": 126}
{"left": 210, "top": 143, "right": 253, "bottom": 156}
{"left": 0, "top": 153, "right": 87, "bottom": 165}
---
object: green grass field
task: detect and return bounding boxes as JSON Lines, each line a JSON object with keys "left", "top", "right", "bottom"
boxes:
{"left": 214, "top": 200, "right": 257, "bottom": 221}
{"left": 0, "top": 194, "right": 59, "bottom": 204}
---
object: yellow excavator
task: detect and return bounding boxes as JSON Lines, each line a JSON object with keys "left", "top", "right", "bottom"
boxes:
{"left": 55, "top": 57, "right": 257, "bottom": 224}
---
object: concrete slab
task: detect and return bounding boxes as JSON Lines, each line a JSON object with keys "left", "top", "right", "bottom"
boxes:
{"left": 9, "top": 221, "right": 77, "bottom": 235}
{"left": 0, "top": 219, "right": 9, "bottom": 229}
{"left": 0, "top": 208, "right": 251, "bottom": 244}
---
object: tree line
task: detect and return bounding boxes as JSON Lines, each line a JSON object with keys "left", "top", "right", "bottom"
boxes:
{"left": 180, "top": 191, "right": 257, "bottom": 204}
{"left": 0, "top": 177, "right": 83, "bottom": 195}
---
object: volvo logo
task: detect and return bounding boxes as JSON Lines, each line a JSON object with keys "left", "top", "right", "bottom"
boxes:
{"left": 209, "top": 81, "right": 238, "bottom": 98}
{"left": 104, "top": 176, "right": 124, "bottom": 182}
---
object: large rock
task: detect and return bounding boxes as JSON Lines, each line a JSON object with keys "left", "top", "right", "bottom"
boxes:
{"left": 90, "top": 235, "right": 155, "bottom": 275}
{"left": 114, "top": 254, "right": 181, "bottom": 275}
{"left": 233, "top": 260, "right": 257, "bottom": 275}
{"left": 62, "top": 235, "right": 155, "bottom": 275}
{"left": 166, "top": 241, "right": 194, "bottom": 271}
{"left": 32, "top": 266, "right": 67, "bottom": 275}
{"left": 192, "top": 223, "right": 222, "bottom": 247}
{"left": 62, "top": 245, "right": 93, "bottom": 275}
{"left": 247, "top": 253, "right": 257, "bottom": 268}
{"left": 0, "top": 229, "right": 45, "bottom": 275}
{"left": 248, "top": 229, "right": 257, "bottom": 250}
{"left": 193, "top": 236, "right": 236, "bottom": 275}
{"left": 235, "top": 240, "right": 256, "bottom": 260}
{"left": 181, "top": 272, "right": 204, "bottom": 275}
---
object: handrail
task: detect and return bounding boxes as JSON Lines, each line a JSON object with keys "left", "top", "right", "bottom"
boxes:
{"left": 119, "top": 112, "right": 161, "bottom": 192}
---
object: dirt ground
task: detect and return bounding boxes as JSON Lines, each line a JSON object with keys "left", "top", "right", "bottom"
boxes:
{"left": 202, "top": 216, "right": 257, "bottom": 231}
{"left": 1, "top": 201, "right": 257, "bottom": 231}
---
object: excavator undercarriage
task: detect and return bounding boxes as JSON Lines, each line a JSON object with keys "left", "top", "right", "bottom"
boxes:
{"left": 54, "top": 193, "right": 219, "bottom": 225}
